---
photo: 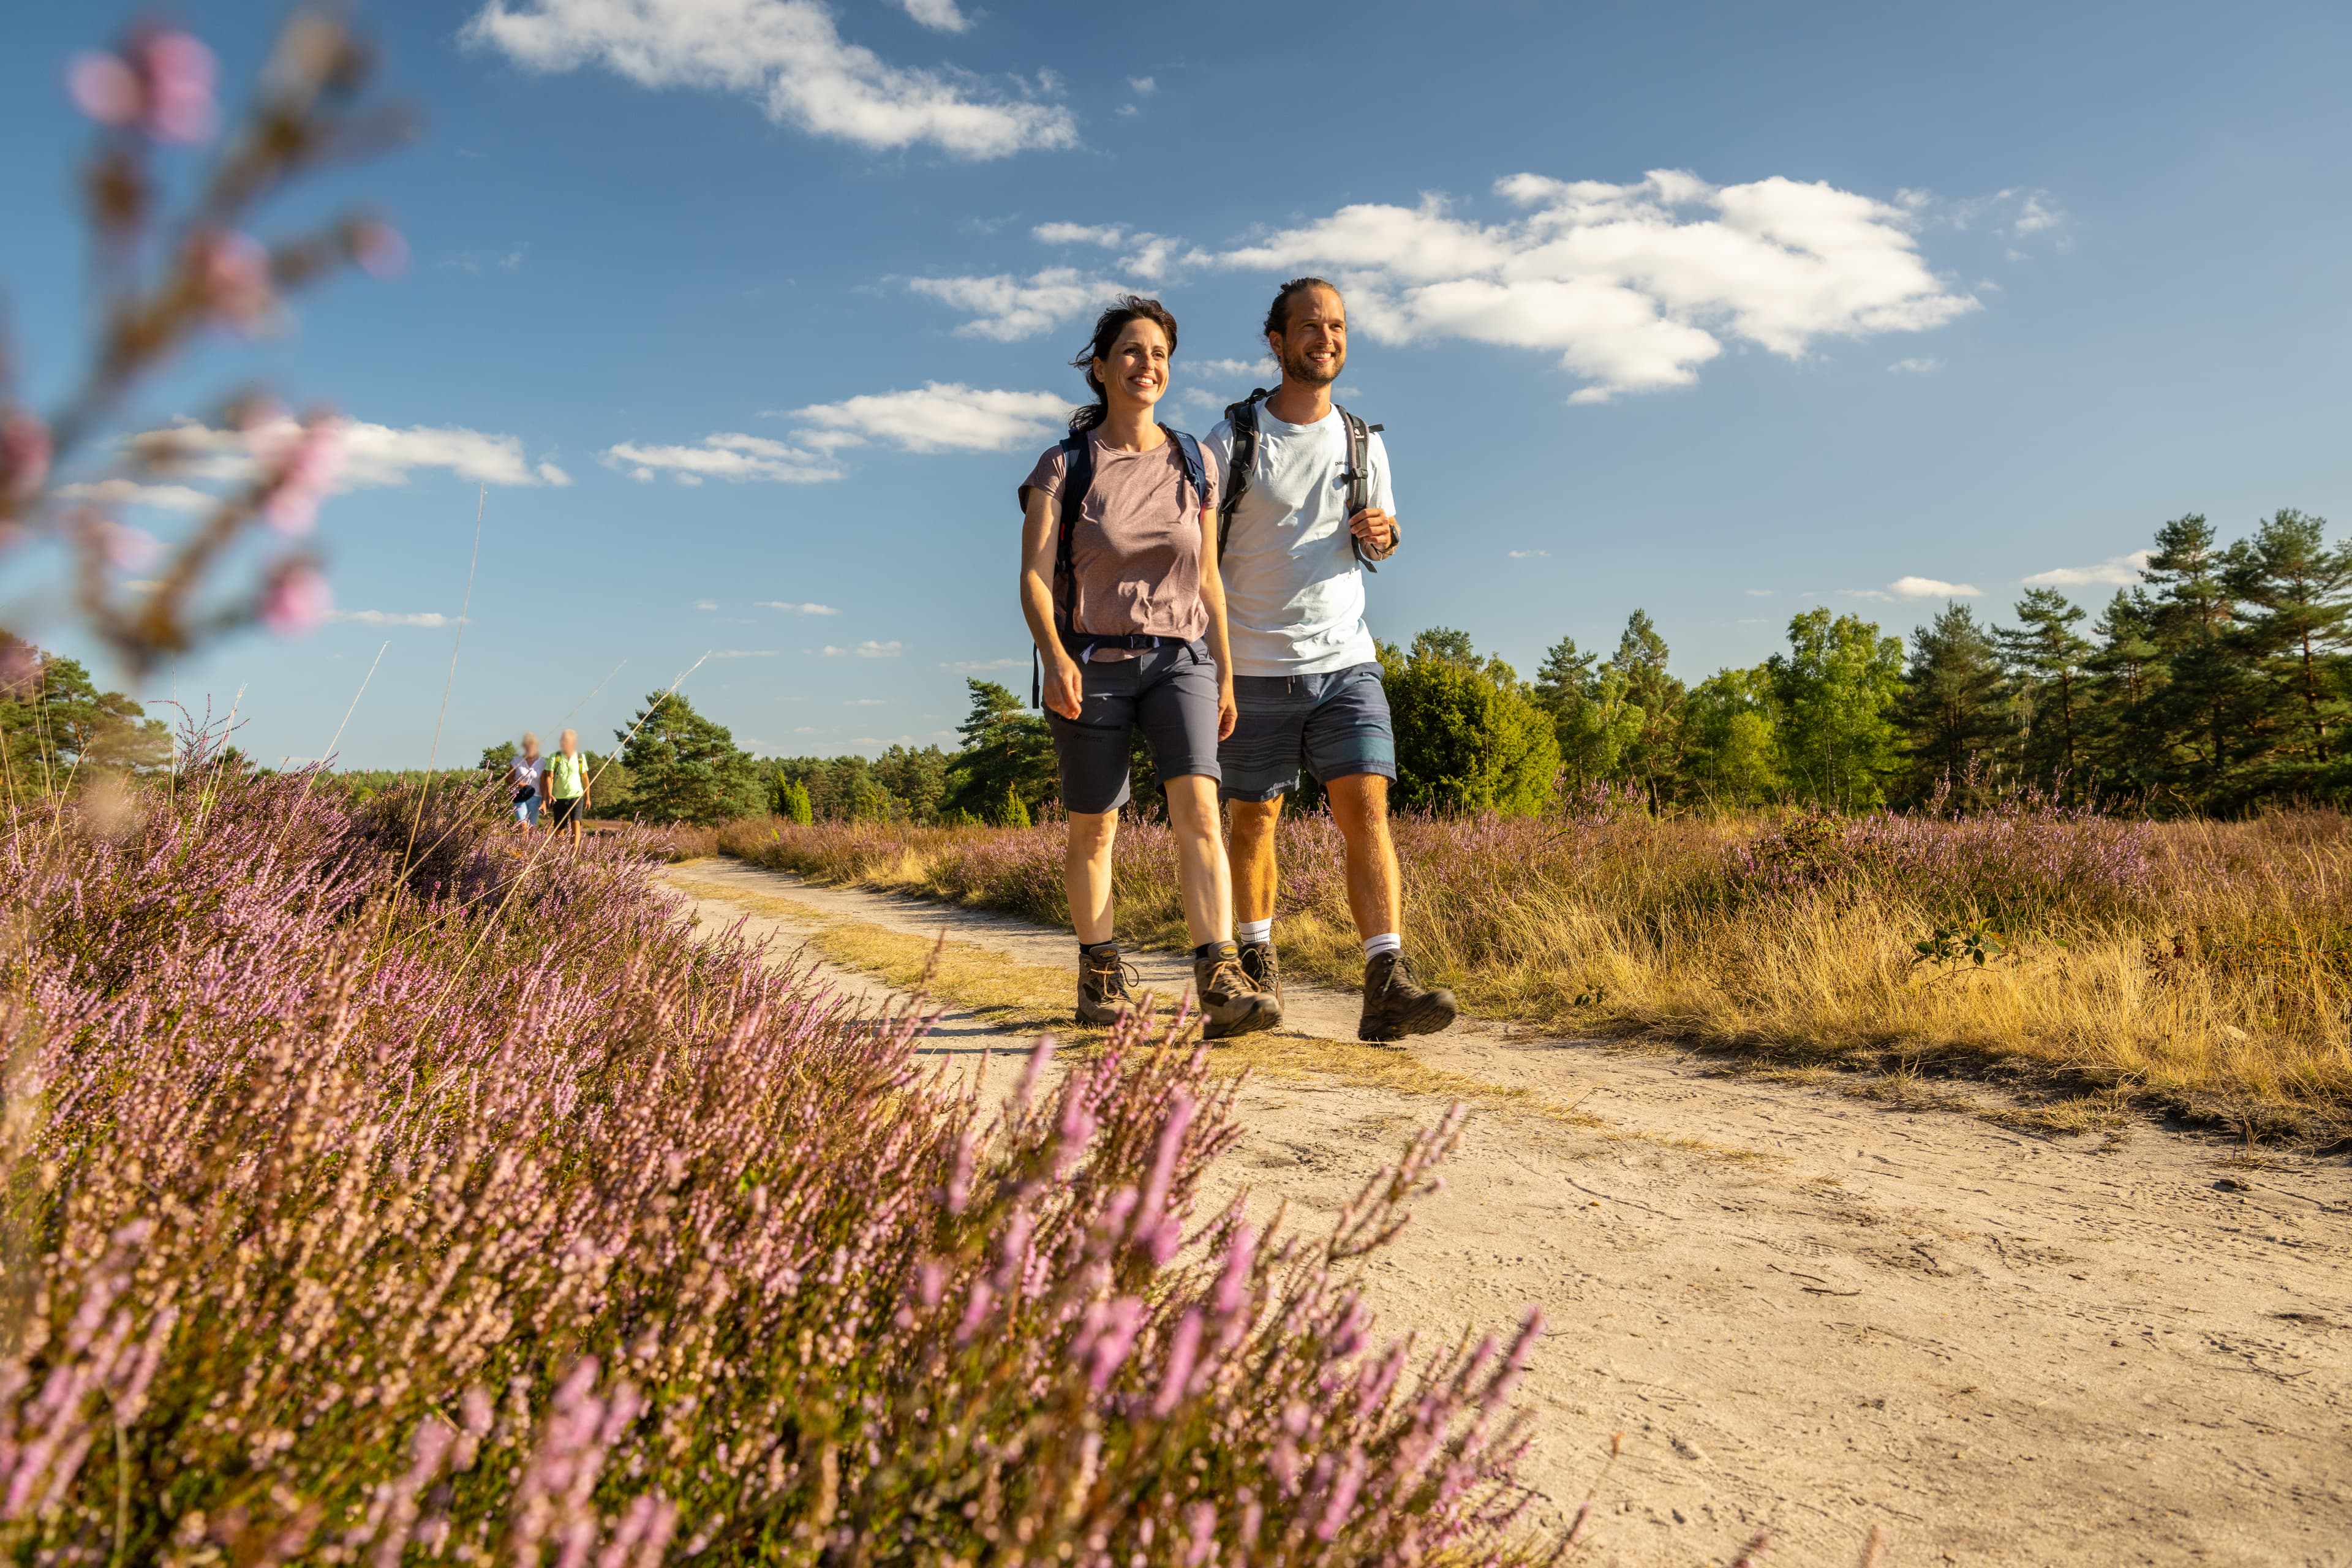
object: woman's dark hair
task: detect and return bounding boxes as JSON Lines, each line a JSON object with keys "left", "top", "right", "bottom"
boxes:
{"left": 1068, "top": 295, "right": 1179, "bottom": 434}
{"left": 1264, "top": 276, "right": 1338, "bottom": 339}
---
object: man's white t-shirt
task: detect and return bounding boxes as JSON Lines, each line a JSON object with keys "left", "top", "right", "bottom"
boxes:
{"left": 1205, "top": 404, "right": 1393, "bottom": 677}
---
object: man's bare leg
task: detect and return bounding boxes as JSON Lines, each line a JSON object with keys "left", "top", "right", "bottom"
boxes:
{"left": 1322, "top": 773, "right": 1401, "bottom": 941}
{"left": 1227, "top": 794, "right": 1284, "bottom": 927}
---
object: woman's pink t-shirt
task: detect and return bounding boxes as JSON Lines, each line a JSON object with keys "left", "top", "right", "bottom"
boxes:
{"left": 1021, "top": 430, "right": 1221, "bottom": 657}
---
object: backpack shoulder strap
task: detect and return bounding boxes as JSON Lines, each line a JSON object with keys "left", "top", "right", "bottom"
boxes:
{"left": 1161, "top": 425, "right": 1208, "bottom": 509}
{"left": 1055, "top": 432, "right": 1093, "bottom": 629}
{"left": 1035, "top": 432, "right": 1093, "bottom": 709}
{"left": 1216, "top": 389, "right": 1270, "bottom": 561}
{"left": 1333, "top": 404, "right": 1380, "bottom": 575}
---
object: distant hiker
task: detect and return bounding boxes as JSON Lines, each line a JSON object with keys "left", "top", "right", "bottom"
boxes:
{"left": 1018, "top": 295, "right": 1279, "bottom": 1041}
{"left": 545, "top": 728, "right": 589, "bottom": 845}
{"left": 507, "top": 732, "right": 545, "bottom": 829}
{"left": 1208, "top": 277, "right": 1458, "bottom": 1044}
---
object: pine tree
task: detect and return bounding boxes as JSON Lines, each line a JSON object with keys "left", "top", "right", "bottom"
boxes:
{"left": 2227, "top": 508, "right": 2352, "bottom": 792}
{"left": 2139, "top": 514, "right": 2263, "bottom": 807}
{"left": 943, "top": 680, "right": 1055, "bottom": 822}
{"left": 2083, "top": 587, "right": 2166, "bottom": 799}
{"left": 1766, "top": 609, "right": 1905, "bottom": 810}
{"left": 615, "top": 690, "right": 764, "bottom": 825}
{"left": 1893, "top": 602, "right": 2012, "bottom": 805}
{"left": 1996, "top": 589, "right": 2093, "bottom": 799}
{"left": 0, "top": 638, "right": 170, "bottom": 802}
{"left": 1532, "top": 636, "right": 1641, "bottom": 790}
{"left": 1606, "top": 610, "right": 1687, "bottom": 804}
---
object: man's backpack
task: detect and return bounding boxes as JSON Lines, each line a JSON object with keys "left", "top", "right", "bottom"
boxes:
{"left": 1030, "top": 423, "right": 1210, "bottom": 708}
{"left": 1216, "top": 390, "right": 1382, "bottom": 573}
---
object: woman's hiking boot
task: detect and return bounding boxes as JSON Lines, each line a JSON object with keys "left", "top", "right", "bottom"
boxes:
{"left": 1237, "top": 937, "right": 1281, "bottom": 1002}
{"left": 1359, "top": 951, "right": 1457, "bottom": 1043}
{"left": 1194, "top": 941, "right": 1280, "bottom": 1040}
{"left": 1077, "top": 941, "right": 1140, "bottom": 1025}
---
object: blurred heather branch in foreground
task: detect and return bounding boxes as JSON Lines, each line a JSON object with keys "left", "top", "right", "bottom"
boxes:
{"left": 0, "top": 744, "right": 1559, "bottom": 1563}
{"left": 0, "top": 7, "right": 412, "bottom": 679}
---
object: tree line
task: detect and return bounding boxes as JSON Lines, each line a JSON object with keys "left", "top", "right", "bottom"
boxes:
{"left": 9, "top": 509, "right": 2342, "bottom": 822}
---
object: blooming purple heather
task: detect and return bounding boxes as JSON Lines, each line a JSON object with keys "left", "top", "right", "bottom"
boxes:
{"left": 0, "top": 738, "right": 1547, "bottom": 1562}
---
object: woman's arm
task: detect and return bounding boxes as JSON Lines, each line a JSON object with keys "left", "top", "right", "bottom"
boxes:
{"left": 1020, "top": 486, "right": 1085, "bottom": 721}
{"left": 1196, "top": 503, "right": 1238, "bottom": 742}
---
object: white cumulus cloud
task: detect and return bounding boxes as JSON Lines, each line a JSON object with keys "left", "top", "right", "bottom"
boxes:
{"left": 1887, "top": 356, "right": 1944, "bottom": 374}
{"left": 820, "top": 640, "right": 902, "bottom": 658}
{"left": 2024, "top": 550, "right": 2152, "bottom": 588}
{"left": 601, "top": 432, "right": 838, "bottom": 484}
{"left": 756, "top": 600, "right": 840, "bottom": 615}
{"left": 53, "top": 478, "right": 218, "bottom": 513}
{"left": 786, "top": 382, "right": 1068, "bottom": 453}
{"left": 909, "top": 267, "right": 1128, "bottom": 339}
{"left": 1888, "top": 576, "right": 1980, "bottom": 598}
{"left": 461, "top": 0, "right": 1073, "bottom": 159}
{"left": 1212, "top": 169, "right": 1977, "bottom": 402}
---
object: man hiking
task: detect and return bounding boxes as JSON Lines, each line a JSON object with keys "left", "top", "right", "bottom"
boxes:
{"left": 1207, "top": 277, "right": 1458, "bottom": 1044}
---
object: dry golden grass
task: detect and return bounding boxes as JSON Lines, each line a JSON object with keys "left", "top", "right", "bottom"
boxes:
{"left": 667, "top": 807, "right": 2352, "bottom": 1140}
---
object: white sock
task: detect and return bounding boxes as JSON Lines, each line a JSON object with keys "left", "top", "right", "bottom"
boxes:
{"left": 1236, "top": 918, "right": 1273, "bottom": 944}
{"left": 1363, "top": 932, "right": 1402, "bottom": 960}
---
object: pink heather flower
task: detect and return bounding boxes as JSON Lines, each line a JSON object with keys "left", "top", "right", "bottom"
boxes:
{"left": 1151, "top": 1308, "right": 1201, "bottom": 1417}
{"left": 1183, "top": 1502, "right": 1217, "bottom": 1568}
{"left": 943, "top": 1129, "right": 974, "bottom": 1214}
{"left": 67, "top": 53, "right": 141, "bottom": 126}
{"left": 104, "top": 523, "right": 160, "bottom": 570}
{"left": 192, "top": 230, "right": 273, "bottom": 328}
{"left": 459, "top": 1386, "right": 495, "bottom": 1436}
{"left": 1313, "top": 1446, "right": 1366, "bottom": 1542}
{"left": 1211, "top": 1224, "right": 1256, "bottom": 1319}
{"left": 139, "top": 32, "right": 217, "bottom": 143}
{"left": 264, "top": 420, "right": 344, "bottom": 536}
{"left": 351, "top": 221, "right": 411, "bottom": 281}
{"left": 915, "top": 1258, "right": 946, "bottom": 1310}
{"left": 260, "top": 560, "right": 331, "bottom": 636}
{"left": 953, "top": 1280, "right": 992, "bottom": 1345}
{"left": 1087, "top": 1295, "right": 1144, "bottom": 1392}
{"left": 1, "top": 407, "right": 50, "bottom": 498}
{"left": 1130, "top": 1090, "right": 1193, "bottom": 1259}
{"left": 1013, "top": 1032, "right": 1056, "bottom": 1112}
{"left": 1054, "top": 1090, "right": 1096, "bottom": 1177}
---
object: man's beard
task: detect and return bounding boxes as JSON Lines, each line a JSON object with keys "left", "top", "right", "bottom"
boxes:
{"left": 1281, "top": 342, "right": 1342, "bottom": 388}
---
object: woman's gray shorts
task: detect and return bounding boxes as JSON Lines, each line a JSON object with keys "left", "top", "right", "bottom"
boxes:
{"left": 1046, "top": 639, "right": 1223, "bottom": 814}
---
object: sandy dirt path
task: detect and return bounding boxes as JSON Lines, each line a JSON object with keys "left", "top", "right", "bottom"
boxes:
{"left": 659, "top": 859, "right": 2350, "bottom": 1567}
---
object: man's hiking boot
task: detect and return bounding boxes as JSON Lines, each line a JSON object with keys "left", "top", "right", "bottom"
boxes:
{"left": 1237, "top": 938, "right": 1281, "bottom": 1003}
{"left": 1359, "top": 951, "right": 1457, "bottom": 1044}
{"left": 1077, "top": 942, "right": 1140, "bottom": 1025}
{"left": 1195, "top": 943, "right": 1281, "bottom": 1041}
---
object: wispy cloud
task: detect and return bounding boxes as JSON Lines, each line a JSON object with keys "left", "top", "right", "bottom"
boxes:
{"left": 909, "top": 267, "right": 1131, "bottom": 339}
{"left": 694, "top": 599, "right": 718, "bottom": 610}
{"left": 709, "top": 649, "right": 783, "bottom": 658}
{"left": 462, "top": 0, "right": 1073, "bottom": 159}
{"left": 601, "top": 432, "right": 837, "bottom": 485}
{"left": 1128, "top": 75, "right": 1155, "bottom": 94}
{"left": 821, "top": 640, "right": 903, "bottom": 658}
{"left": 1507, "top": 549, "right": 1549, "bottom": 559}
{"left": 330, "top": 609, "right": 466, "bottom": 627}
{"left": 1887, "top": 356, "right": 1944, "bottom": 374}
{"left": 894, "top": 0, "right": 968, "bottom": 33}
{"left": 2024, "top": 550, "right": 2150, "bottom": 588}
{"left": 785, "top": 383, "right": 1068, "bottom": 453}
{"left": 941, "top": 656, "right": 1025, "bottom": 671}
{"left": 756, "top": 600, "right": 840, "bottom": 615}
{"left": 53, "top": 478, "right": 217, "bottom": 513}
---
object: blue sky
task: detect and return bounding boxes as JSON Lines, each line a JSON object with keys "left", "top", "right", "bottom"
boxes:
{"left": 4, "top": 0, "right": 2348, "bottom": 766}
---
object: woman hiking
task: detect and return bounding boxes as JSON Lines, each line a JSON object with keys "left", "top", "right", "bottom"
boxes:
{"left": 1018, "top": 295, "right": 1278, "bottom": 1039}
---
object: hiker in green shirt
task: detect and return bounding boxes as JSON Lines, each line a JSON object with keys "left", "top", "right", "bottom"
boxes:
{"left": 545, "top": 728, "right": 590, "bottom": 845}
